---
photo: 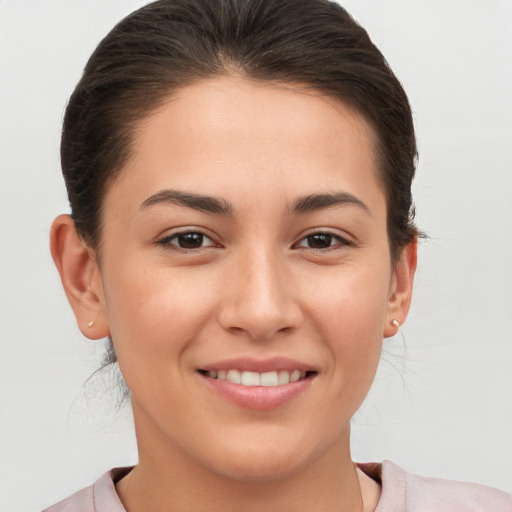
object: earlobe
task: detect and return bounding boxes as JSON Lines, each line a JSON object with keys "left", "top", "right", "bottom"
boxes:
{"left": 50, "top": 214, "right": 109, "bottom": 340}
{"left": 384, "top": 239, "right": 417, "bottom": 338}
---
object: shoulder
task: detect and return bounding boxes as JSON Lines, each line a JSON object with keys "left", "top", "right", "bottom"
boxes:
{"left": 42, "top": 468, "right": 131, "bottom": 512}
{"left": 359, "top": 460, "right": 512, "bottom": 512}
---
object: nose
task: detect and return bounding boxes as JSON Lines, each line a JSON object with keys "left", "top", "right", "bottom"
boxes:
{"left": 218, "top": 248, "right": 303, "bottom": 341}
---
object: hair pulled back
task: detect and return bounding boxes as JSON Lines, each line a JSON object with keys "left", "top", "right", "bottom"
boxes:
{"left": 61, "top": 0, "right": 418, "bottom": 260}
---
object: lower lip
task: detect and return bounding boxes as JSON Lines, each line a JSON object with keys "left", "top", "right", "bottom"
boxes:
{"left": 199, "top": 373, "right": 315, "bottom": 411}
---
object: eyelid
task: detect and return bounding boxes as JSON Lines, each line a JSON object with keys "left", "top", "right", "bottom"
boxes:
{"left": 156, "top": 227, "right": 220, "bottom": 250}
{"left": 293, "top": 229, "right": 356, "bottom": 250}
{"left": 154, "top": 227, "right": 355, "bottom": 252}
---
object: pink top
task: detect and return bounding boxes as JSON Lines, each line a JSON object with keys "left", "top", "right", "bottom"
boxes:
{"left": 43, "top": 460, "right": 512, "bottom": 511}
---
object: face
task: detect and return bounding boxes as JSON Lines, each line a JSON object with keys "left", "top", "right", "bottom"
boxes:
{"left": 89, "top": 77, "right": 412, "bottom": 481}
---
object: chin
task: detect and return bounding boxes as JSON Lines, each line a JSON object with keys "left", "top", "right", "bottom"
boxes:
{"left": 210, "top": 453, "right": 310, "bottom": 484}
{"left": 198, "top": 430, "right": 330, "bottom": 483}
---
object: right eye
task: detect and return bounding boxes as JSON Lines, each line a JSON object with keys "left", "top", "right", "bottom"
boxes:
{"left": 294, "top": 231, "right": 354, "bottom": 251}
{"left": 158, "top": 231, "right": 216, "bottom": 250}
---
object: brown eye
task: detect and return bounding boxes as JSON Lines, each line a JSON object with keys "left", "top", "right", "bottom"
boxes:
{"left": 305, "top": 233, "right": 333, "bottom": 249}
{"left": 177, "top": 232, "right": 205, "bottom": 248}
{"left": 160, "top": 231, "right": 215, "bottom": 250}
{"left": 295, "top": 232, "right": 352, "bottom": 250}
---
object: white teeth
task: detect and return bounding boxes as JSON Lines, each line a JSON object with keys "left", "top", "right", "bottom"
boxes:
{"left": 226, "top": 369, "right": 241, "bottom": 384}
{"left": 260, "top": 371, "right": 279, "bottom": 387}
{"left": 278, "top": 370, "right": 290, "bottom": 385}
{"left": 241, "top": 371, "right": 260, "bottom": 386}
{"left": 206, "top": 369, "right": 310, "bottom": 387}
{"left": 290, "top": 370, "right": 301, "bottom": 382}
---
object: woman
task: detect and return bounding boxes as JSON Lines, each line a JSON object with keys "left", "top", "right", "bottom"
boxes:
{"left": 44, "top": 0, "right": 511, "bottom": 510}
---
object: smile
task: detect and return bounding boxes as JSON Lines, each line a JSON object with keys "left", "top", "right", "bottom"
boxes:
{"left": 197, "top": 358, "right": 318, "bottom": 409}
{"left": 200, "top": 369, "right": 313, "bottom": 387}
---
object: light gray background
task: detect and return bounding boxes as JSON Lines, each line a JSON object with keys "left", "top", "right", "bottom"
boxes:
{"left": 1, "top": 1, "right": 511, "bottom": 510}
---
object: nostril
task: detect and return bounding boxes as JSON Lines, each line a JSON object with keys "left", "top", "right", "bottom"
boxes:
{"left": 217, "top": 265, "right": 303, "bottom": 340}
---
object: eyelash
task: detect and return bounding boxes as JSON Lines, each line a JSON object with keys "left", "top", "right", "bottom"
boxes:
{"left": 157, "top": 230, "right": 217, "bottom": 251}
{"left": 156, "top": 229, "right": 354, "bottom": 252}
{"left": 294, "top": 231, "right": 355, "bottom": 251}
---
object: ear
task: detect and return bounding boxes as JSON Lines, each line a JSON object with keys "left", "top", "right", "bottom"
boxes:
{"left": 50, "top": 214, "right": 110, "bottom": 340}
{"left": 384, "top": 238, "right": 417, "bottom": 338}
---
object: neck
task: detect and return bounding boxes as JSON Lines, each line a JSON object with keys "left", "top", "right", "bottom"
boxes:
{"left": 117, "top": 413, "right": 364, "bottom": 512}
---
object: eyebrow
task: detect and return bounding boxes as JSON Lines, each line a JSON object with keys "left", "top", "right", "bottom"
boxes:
{"left": 290, "top": 192, "right": 370, "bottom": 215}
{"left": 140, "top": 189, "right": 234, "bottom": 215}
{"left": 140, "top": 189, "right": 369, "bottom": 217}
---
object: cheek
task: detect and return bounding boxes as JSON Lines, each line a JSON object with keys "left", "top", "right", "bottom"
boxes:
{"left": 303, "top": 262, "right": 390, "bottom": 380}
{"left": 100, "top": 261, "right": 220, "bottom": 368}
{"left": 304, "top": 258, "right": 391, "bottom": 330}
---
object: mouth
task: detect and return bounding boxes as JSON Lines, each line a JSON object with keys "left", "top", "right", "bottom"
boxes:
{"left": 197, "top": 357, "right": 318, "bottom": 410}
{"left": 198, "top": 369, "right": 317, "bottom": 387}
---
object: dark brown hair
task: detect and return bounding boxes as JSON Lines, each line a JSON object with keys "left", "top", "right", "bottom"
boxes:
{"left": 61, "top": 0, "right": 418, "bottom": 260}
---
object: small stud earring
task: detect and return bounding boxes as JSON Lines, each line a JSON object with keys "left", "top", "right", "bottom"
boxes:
{"left": 391, "top": 319, "right": 400, "bottom": 327}
{"left": 87, "top": 321, "right": 95, "bottom": 327}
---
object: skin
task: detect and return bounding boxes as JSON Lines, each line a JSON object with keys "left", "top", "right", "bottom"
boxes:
{"left": 51, "top": 76, "right": 416, "bottom": 512}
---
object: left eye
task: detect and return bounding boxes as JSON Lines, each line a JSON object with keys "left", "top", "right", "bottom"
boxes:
{"left": 161, "top": 231, "right": 215, "bottom": 250}
{"left": 296, "top": 232, "right": 348, "bottom": 249}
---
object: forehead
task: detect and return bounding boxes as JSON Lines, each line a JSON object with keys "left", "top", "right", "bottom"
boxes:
{"left": 108, "top": 76, "right": 384, "bottom": 216}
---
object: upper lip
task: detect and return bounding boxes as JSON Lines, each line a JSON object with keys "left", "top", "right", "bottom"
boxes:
{"left": 199, "top": 357, "right": 317, "bottom": 373}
